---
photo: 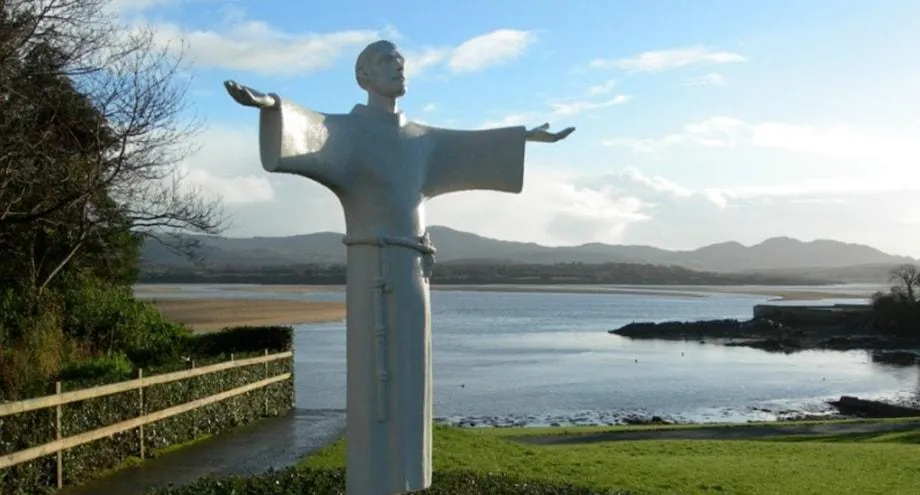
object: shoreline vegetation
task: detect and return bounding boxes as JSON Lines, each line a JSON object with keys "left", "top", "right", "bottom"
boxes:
{"left": 136, "top": 282, "right": 872, "bottom": 299}
{"left": 609, "top": 292, "right": 920, "bottom": 420}
{"left": 138, "top": 260, "right": 839, "bottom": 287}
{"left": 609, "top": 305, "right": 917, "bottom": 356}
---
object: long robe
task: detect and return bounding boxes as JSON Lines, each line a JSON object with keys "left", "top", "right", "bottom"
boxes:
{"left": 258, "top": 99, "right": 526, "bottom": 495}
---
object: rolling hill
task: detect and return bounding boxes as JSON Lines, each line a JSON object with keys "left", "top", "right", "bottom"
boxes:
{"left": 141, "top": 226, "right": 915, "bottom": 280}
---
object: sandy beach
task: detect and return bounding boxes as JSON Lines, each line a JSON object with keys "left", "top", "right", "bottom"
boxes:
{"left": 139, "top": 282, "right": 871, "bottom": 332}
{"left": 150, "top": 298, "right": 346, "bottom": 332}
{"left": 187, "top": 283, "right": 871, "bottom": 302}
{"left": 218, "top": 285, "right": 344, "bottom": 294}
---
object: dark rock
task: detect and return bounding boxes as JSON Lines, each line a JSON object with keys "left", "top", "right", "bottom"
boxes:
{"left": 870, "top": 350, "right": 920, "bottom": 366}
{"left": 828, "top": 395, "right": 920, "bottom": 418}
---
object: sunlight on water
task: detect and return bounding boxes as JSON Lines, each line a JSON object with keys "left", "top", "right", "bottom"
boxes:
{"left": 290, "top": 288, "right": 918, "bottom": 424}
{"left": 135, "top": 283, "right": 918, "bottom": 425}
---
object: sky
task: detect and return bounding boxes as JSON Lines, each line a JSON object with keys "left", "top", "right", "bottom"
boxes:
{"left": 111, "top": 0, "right": 920, "bottom": 256}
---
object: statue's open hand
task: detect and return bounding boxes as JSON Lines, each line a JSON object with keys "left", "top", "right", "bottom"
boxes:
{"left": 525, "top": 123, "right": 576, "bottom": 143}
{"left": 224, "top": 80, "right": 278, "bottom": 109}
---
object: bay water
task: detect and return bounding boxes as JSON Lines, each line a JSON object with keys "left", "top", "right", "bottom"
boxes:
{"left": 138, "top": 284, "right": 920, "bottom": 425}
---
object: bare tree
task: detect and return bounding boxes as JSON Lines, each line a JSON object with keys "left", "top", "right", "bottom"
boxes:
{"left": 0, "top": 0, "right": 225, "bottom": 291}
{"left": 888, "top": 264, "right": 920, "bottom": 303}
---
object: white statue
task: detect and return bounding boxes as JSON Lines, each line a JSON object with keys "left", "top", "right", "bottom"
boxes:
{"left": 224, "top": 40, "right": 574, "bottom": 495}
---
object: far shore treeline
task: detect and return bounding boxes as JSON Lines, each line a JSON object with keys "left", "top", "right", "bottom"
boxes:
{"left": 138, "top": 262, "right": 835, "bottom": 286}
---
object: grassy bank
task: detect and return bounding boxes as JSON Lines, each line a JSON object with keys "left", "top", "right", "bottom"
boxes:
{"left": 154, "top": 419, "right": 920, "bottom": 494}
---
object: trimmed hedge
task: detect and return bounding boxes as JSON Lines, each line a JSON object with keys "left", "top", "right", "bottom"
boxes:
{"left": 152, "top": 467, "right": 633, "bottom": 495}
{"left": 0, "top": 325, "right": 295, "bottom": 495}
{"left": 188, "top": 325, "right": 293, "bottom": 357}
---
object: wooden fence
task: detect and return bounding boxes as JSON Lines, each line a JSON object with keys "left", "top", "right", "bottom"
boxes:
{"left": 0, "top": 350, "right": 293, "bottom": 488}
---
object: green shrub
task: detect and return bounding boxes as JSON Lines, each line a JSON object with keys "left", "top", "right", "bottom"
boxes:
{"left": 61, "top": 277, "right": 192, "bottom": 367}
{"left": 871, "top": 291, "right": 920, "bottom": 336}
{"left": 151, "top": 468, "right": 630, "bottom": 495}
{"left": 57, "top": 351, "right": 135, "bottom": 382}
{"left": 187, "top": 325, "right": 294, "bottom": 357}
{"left": 0, "top": 309, "right": 68, "bottom": 400}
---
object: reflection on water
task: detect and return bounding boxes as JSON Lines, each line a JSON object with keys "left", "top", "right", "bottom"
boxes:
{"left": 135, "top": 283, "right": 918, "bottom": 424}
{"left": 293, "top": 288, "right": 917, "bottom": 423}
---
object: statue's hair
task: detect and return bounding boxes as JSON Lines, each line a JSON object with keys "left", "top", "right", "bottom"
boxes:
{"left": 355, "top": 40, "right": 398, "bottom": 90}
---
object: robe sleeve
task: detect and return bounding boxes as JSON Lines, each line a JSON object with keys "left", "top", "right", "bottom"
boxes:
{"left": 258, "top": 97, "right": 352, "bottom": 193}
{"left": 421, "top": 125, "right": 527, "bottom": 199}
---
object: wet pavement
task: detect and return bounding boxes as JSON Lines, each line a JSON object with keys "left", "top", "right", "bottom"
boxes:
{"left": 61, "top": 409, "right": 345, "bottom": 495}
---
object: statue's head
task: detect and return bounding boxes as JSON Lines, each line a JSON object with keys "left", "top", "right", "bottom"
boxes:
{"left": 355, "top": 40, "right": 407, "bottom": 99}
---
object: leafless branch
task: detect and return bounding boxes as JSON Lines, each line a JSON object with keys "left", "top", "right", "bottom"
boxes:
{"left": 0, "top": 0, "right": 225, "bottom": 291}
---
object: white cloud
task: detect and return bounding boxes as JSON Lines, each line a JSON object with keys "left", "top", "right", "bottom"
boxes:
{"left": 172, "top": 123, "right": 346, "bottom": 237}
{"left": 448, "top": 29, "right": 537, "bottom": 73}
{"left": 140, "top": 15, "right": 536, "bottom": 78}
{"left": 602, "top": 116, "right": 920, "bottom": 163}
{"left": 403, "top": 47, "right": 451, "bottom": 78}
{"left": 422, "top": 102, "right": 438, "bottom": 113}
{"left": 587, "top": 79, "right": 617, "bottom": 95}
{"left": 605, "top": 169, "right": 920, "bottom": 254}
{"left": 481, "top": 79, "right": 630, "bottom": 128}
{"left": 175, "top": 125, "right": 275, "bottom": 205}
{"left": 480, "top": 93, "right": 630, "bottom": 128}
{"left": 480, "top": 114, "right": 534, "bottom": 129}
{"left": 425, "top": 168, "right": 652, "bottom": 245}
{"left": 591, "top": 46, "right": 745, "bottom": 72}
{"left": 454, "top": 167, "right": 920, "bottom": 254}
{"left": 392, "top": 30, "right": 539, "bottom": 78}
{"left": 426, "top": 166, "right": 920, "bottom": 251}
{"left": 549, "top": 94, "right": 631, "bottom": 116}
{"left": 108, "top": 0, "right": 176, "bottom": 13}
{"left": 144, "top": 20, "right": 387, "bottom": 76}
{"left": 181, "top": 169, "right": 275, "bottom": 205}
{"left": 177, "top": 124, "right": 920, "bottom": 256}
{"left": 681, "top": 73, "right": 728, "bottom": 87}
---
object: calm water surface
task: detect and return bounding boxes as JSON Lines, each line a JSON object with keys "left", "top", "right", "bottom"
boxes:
{"left": 137, "top": 284, "right": 918, "bottom": 424}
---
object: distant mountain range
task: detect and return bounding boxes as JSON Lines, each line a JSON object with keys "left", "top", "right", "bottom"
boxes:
{"left": 141, "top": 226, "right": 915, "bottom": 282}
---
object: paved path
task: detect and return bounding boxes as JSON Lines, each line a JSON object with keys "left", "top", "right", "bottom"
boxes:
{"left": 61, "top": 409, "right": 345, "bottom": 495}
{"left": 514, "top": 420, "right": 920, "bottom": 446}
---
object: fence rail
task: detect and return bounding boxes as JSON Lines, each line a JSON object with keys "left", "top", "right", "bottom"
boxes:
{"left": 0, "top": 351, "right": 293, "bottom": 418}
{"left": 0, "top": 349, "right": 293, "bottom": 488}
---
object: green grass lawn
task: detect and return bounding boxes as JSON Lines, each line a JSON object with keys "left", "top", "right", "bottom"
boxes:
{"left": 301, "top": 421, "right": 920, "bottom": 495}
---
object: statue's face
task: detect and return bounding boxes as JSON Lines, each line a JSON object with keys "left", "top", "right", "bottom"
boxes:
{"left": 368, "top": 46, "right": 407, "bottom": 98}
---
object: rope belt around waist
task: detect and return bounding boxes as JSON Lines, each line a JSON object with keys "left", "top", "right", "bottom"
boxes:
{"left": 341, "top": 232, "right": 437, "bottom": 422}
{"left": 342, "top": 232, "right": 437, "bottom": 278}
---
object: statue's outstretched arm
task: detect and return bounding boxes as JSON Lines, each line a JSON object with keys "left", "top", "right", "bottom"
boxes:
{"left": 525, "top": 123, "right": 575, "bottom": 143}
{"left": 224, "top": 80, "right": 279, "bottom": 110}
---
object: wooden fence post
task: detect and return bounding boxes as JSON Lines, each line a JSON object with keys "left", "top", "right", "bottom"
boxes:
{"left": 189, "top": 360, "right": 196, "bottom": 438}
{"left": 263, "top": 349, "right": 269, "bottom": 416}
{"left": 54, "top": 381, "right": 62, "bottom": 489}
{"left": 138, "top": 369, "right": 145, "bottom": 460}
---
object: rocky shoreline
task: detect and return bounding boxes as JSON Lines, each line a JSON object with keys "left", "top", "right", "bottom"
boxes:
{"left": 598, "top": 305, "right": 920, "bottom": 425}
{"left": 440, "top": 305, "right": 920, "bottom": 430}
{"left": 608, "top": 310, "right": 920, "bottom": 360}
{"left": 434, "top": 395, "right": 920, "bottom": 429}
